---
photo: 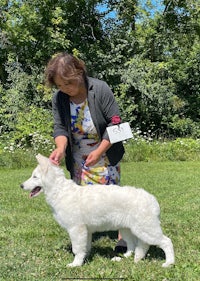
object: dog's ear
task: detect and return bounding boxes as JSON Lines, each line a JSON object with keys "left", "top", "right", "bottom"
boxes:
{"left": 36, "top": 154, "right": 50, "bottom": 167}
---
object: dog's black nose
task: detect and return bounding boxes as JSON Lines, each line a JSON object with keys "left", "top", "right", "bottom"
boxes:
{"left": 20, "top": 184, "right": 24, "bottom": 189}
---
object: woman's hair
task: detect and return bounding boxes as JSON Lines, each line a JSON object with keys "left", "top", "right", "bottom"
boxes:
{"left": 45, "top": 53, "right": 87, "bottom": 87}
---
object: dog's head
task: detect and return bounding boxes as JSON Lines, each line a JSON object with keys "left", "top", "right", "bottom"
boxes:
{"left": 20, "top": 154, "right": 51, "bottom": 198}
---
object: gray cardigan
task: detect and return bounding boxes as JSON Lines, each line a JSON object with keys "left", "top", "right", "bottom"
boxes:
{"left": 52, "top": 77, "right": 125, "bottom": 178}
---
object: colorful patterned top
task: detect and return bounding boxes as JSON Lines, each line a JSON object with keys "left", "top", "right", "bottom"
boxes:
{"left": 70, "top": 99, "right": 120, "bottom": 186}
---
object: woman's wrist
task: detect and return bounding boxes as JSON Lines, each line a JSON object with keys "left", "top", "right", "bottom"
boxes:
{"left": 55, "top": 136, "right": 68, "bottom": 151}
{"left": 96, "top": 139, "right": 112, "bottom": 156}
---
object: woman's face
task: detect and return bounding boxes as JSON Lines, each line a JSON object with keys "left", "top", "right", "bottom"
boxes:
{"left": 54, "top": 75, "right": 84, "bottom": 97}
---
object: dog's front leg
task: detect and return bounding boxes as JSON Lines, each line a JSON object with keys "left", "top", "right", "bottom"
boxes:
{"left": 67, "top": 225, "right": 89, "bottom": 267}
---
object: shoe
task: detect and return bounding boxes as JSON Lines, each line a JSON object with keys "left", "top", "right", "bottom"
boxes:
{"left": 114, "top": 239, "right": 127, "bottom": 254}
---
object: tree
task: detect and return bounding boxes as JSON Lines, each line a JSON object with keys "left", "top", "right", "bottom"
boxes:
{"left": 0, "top": 0, "right": 200, "bottom": 144}
{"left": 110, "top": 0, "right": 200, "bottom": 136}
{"left": 0, "top": 0, "right": 107, "bottom": 80}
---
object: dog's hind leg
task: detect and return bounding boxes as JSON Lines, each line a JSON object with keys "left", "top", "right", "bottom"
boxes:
{"left": 130, "top": 222, "right": 174, "bottom": 267}
{"left": 67, "top": 225, "right": 89, "bottom": 267}
{"left": 120, "top": 228, "right": 137, "bottom": 258}
{"left": 134, "top": 239, "right": 149, "bottom": 263}
{"left": 86, "top": 232, "right": 92, "bottom": 255}
{"left": 157, "top": 235, "right": 175, "bottom": 267}
{"left": 111, "top": 228, "right": 136, "bottom": 262}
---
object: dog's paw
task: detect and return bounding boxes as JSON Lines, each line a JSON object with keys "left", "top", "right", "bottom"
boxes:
{"left": 67, "top": 262, "right": 82, "bottom": 267}
{"left": 67, "top": 263, "right": 77, "bottom": 267}
{"left": 162, "top": 261, "right": 175, "bottom": 268}
{"left": 111, "top": 256, "right": 122, "bottom": 262}
{"left": 124, "top": 250, "right": 133, "bottom": 258}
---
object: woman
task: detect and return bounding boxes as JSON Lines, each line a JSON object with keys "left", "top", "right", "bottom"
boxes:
{"left": 45, "top": 52, "right": 126, "bottom": 251}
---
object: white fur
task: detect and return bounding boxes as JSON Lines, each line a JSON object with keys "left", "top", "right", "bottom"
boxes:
{"left": 21, "top": 154, "right": 175, "bottom": 267}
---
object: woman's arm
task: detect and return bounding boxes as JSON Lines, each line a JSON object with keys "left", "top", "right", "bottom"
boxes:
{"left": 49, "top": 92, "right": 70, "bottom": 165}
{"left": 49, "top": 135, "right": 68, "bottom": 165}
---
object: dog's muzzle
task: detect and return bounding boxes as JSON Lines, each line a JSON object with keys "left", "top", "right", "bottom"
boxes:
{"left": 20, "top": 184, "right": 42, "bottom": 198}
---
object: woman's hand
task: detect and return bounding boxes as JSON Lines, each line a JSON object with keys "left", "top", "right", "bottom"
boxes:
{"left": 49, "top": 148, "right": 65, "bottom": 165}
{"left": 85, "top": 150, "right": 101, "bottom": 167}
{"left": 85, "top": 139, "right": 112, "bottom": 167}
{"left": 49, "top": 136, "right": 67, "bottom": 165}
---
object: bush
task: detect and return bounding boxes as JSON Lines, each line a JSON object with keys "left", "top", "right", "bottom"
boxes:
{"left": 169, "top": 115, "right": 200, "bottom": 137}
{"left": 123, "top": 134, "right": 200, "bottom": 162}
{"left": 0, "top": 61, "right": 53, "bottom": 150}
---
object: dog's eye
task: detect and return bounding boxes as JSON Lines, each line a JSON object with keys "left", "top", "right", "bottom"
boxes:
{"left": 33, "top": 176, "right": 37, "bottom": 179}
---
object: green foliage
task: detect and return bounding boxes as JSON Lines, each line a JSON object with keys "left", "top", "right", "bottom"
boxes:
{"left": 0, "top": 0, "right": 71, "bottom": 69}
{"left": 117, "top": 56, "right": 177, "bottom": 134}
{"left": 124, "top": 135, "right": 200, "bottom": 162}
{"left": 173, "top": 42, "right": 200, "bottom": 122}
{"left": 2, "top": 136, "right": 200, "bottom": 169}
{"left": 14, "top": 106, "right": 53, "bottom": 147}
{"left": 115, "top": 83, "right": 137, "bottom": 124}
{"left": 0, "top": 61, "right": 54, "bottom": 155}
{"left": 0, "top": 0, "right": 105, "bottom": 74}
{"left": 169, "top": 115, "right": 200, "bottom": 137}
{"left": 0, "top": 0, "right": 199, "bottom": 144}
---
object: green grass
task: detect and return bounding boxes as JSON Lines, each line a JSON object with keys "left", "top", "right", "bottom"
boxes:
{"left": 1, "top": 162, "right": 200, "bottom": 281}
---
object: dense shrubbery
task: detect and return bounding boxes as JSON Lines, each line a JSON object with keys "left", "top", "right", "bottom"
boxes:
{"left": 0, "top": 0, "right": 199, "bottom": 167}
{"left": 123, "top": 131, "right": 200, "bottom": 162}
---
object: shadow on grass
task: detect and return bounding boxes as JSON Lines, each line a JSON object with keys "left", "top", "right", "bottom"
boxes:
{"left": 88, "top": 245, "right": 166, "bottom": 264}
{"left": 57, "top": 232, "right": 166, "bottom": 264}
{"left": 146, "top": 246, "right": 166, "bottom": 261}
{"left": 58, "top": 231, "right": 118, "bottom": 258}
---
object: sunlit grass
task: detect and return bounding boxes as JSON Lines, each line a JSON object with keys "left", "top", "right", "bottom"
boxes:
{"left": 1, "top": 162, "right": 200, "bottom": 280}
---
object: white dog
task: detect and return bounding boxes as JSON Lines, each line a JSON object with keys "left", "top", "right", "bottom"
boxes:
{"left": 21, "top": 154, "right": 175, "bottom": 267}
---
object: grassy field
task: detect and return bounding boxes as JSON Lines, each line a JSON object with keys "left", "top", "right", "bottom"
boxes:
{"left": 1, "top": 161, "right": 200, "bottom": 281}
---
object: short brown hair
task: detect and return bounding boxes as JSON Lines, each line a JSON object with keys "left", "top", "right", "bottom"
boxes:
{"left": 45, "top": 53, "right": 87, "bottom": 87}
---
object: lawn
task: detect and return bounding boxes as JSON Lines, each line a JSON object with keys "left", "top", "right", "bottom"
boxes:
{"left": 1, "top": 161, "right": 200, "bottom": 281}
